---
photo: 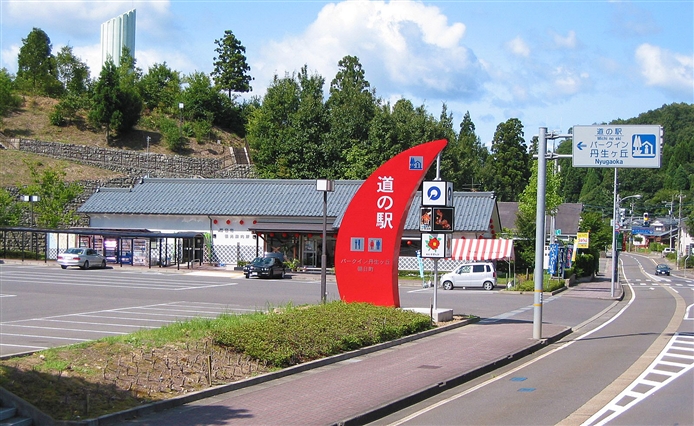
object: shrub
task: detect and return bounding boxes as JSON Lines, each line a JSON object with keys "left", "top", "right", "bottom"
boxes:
{"left": 212, "top": 302, "right": 433, "bottom": 367}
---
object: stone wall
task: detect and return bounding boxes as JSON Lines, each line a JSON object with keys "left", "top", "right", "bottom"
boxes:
{"left": 9, "top": 138, "right": 257, "bottom": 179}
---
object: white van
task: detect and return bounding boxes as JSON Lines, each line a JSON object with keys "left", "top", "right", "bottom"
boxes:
{"left": 440, "top": 262, "right": 497, "bottom": 291}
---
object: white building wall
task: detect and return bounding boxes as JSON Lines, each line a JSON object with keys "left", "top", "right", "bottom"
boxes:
{"left": 101, "top": 9, "right": 136, "bottom": 69}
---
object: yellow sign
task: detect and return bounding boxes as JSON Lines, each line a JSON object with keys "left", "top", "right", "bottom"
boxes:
{"left": 577, "top": 232, "right": 590, "bottom": 249}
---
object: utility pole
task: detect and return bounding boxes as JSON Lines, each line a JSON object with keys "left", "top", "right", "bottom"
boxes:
{"left": 677, "top": 192, "right": 685, "bottom": 270}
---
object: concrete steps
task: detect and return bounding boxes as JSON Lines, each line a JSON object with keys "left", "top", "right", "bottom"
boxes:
{"left": 0, "top": 402, "right": 32, "bottom": 426}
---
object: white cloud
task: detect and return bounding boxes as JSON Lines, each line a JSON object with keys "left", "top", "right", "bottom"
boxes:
{"left": 551, "top": 67, "right": 590, "bottom": 96}
{"left": 254, "top": 0, "right": 487, "bottom": 100}
{"left": 506, "top": 36, "right": 530, "bottom": 58}
{"left": 552, "top": 30, "right": 577, "bottom": 49}
{"left": 635, "top": 43, "right": 694, "bottom": 97}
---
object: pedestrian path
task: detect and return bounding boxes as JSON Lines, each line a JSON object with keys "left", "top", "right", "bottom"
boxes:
{"left": 117, "top": 321, "right": 571, "bottom": 426}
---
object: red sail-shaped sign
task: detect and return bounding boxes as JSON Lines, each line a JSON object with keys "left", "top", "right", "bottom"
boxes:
{"left": 335, "top": 139, "right": 448, "bottom": 307}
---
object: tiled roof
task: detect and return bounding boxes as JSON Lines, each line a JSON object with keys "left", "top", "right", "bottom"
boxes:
{"left": 79, "top": 178, "right": 362, "bottom": 217}
{"left": 79, "top": 178, "right": 497, "bottom": 232}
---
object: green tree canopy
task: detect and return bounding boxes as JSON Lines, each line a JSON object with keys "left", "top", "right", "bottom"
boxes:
{"left": 55, "top": 45, "right": 90, "bottom": 96}
{"left": 0, "top": 68, "right": 21, "bottom": 124}
{"left": 22, "top": 162, "right": 82, "bottom": 228}
{"left": 0, "top": 189, "right": 22, "bottom": 227}
{"left": 482, "top": 118, "right": 530, "bottom": 201}
{"left": 139, "top": 62, "right": 182, "bottom": 113}
{"left": 211, "top": 30, "right": 253, "bottom": 98}
{"left": 16, "top": 28, "right": 62, "bottom": 96}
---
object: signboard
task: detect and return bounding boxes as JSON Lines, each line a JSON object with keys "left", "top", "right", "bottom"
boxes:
{"left": 577, "top": 232, "right": 590, "bottom": 249}
{"left": 547, "top": 243, "right": 559, "bottom": 275}
{"left": 572, "top": 125, "right": 662, "bottom": 168}
{"left": 632, "top": 226, "right": 654, "bottom": 235}
{"left": 422, "top": 181, "right": 453, "bottom": 206}
{"left": 420, "top": 207, "right": 454, "bottom": 233}
{"left": 335, "top": 139, "right": 448, "bottom": 307}
{"left": 421, "top": 233, "right": 451, "bottom": 258}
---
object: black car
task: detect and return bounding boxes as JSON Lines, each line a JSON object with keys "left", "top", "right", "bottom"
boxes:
{"left": 243, "top": 257, "right": 286, "bottom": 279}
{"left": 655, "top": 264, "right": 671, "bottom": 276}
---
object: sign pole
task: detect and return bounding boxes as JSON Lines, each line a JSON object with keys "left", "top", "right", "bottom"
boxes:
{"left": 533, "top": 128, "right": 548, "bottom": 340}
{"left": 611, "top": 168, "right": 618, "bottom": 298}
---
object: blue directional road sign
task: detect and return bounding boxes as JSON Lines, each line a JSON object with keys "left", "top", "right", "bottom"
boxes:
{"left": 572, "top": 125, "right": 662, "bottom": 168}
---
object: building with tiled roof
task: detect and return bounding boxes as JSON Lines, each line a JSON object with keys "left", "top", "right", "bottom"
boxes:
{"left": 78, "top": 178, "right": 500, "bottom": 268}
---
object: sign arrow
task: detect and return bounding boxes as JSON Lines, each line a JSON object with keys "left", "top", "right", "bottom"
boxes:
{"left": 576, "top": 141, "right": 585, "bottom": 150}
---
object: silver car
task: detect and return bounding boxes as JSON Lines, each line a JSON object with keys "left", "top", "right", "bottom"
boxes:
{"left": 57, "top": 248, "right": 107, "bottom": 270}
{"left": 440, "top": 262, "right": 497, "bottom": 291}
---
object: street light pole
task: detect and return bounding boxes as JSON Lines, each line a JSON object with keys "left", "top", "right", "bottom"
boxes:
{"left": 316, "top": 179, "right": 335, "bottom": 304}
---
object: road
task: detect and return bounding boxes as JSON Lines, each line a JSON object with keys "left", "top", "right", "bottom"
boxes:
{"left": 3, "top": 257, "right": 691, "bottom": 425}
{"left": 2, "top": 261, "right": 612, "bottom": 357}
{"left": 373, "top": 253, "right": 694, "bottom": 425}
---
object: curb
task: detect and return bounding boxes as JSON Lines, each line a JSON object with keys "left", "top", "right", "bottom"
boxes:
{"left": 335, "top": 326, "right": 573, "bottom": 426}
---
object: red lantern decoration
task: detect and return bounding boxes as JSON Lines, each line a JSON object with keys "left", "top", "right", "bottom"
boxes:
{"left": 253, "top": 220, "right": 257, "bottom": 224}
{"left": 294, "top": 233, "right": 299, "bottom": 238}
{"left": 282, "top": 233, "right": 287, "bottom": 238}
{"left": 239, "top": 220, "right": 244, "bottom": 225}
{"left": 407, "top": 240, "right": 412, "bottom": 245}
{"left": 226, "top": 219, "right": 231, "bottom": 225}
{"left": 307, "top": 233, "right": 313, "bottom": 238}
{"left": 213, "top": 219, "right": 218, "bottom": 224}
{"left": 270, "top": 233, "right": 275, "bottom": 237}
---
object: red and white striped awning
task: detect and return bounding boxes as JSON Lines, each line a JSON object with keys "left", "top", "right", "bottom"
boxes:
{"left": 451, "top": 238, "right": 514, "bottom": 261}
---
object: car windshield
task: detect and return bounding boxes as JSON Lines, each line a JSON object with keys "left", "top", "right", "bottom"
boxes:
{"left": 657, "top": 264, "right": 669, "bottom": 269}
{"left": 249, "top": 257, "right": 264, "bottom": 265}
{"left": 65, "top": 248, "right": 84, "bottom": 254}
{"left": 260, "top": 257, "right": 276, "bottom": 266}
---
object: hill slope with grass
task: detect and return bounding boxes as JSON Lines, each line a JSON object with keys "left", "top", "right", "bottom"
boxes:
{"left": 1, "top": 96, "right": 246, "bottom": 187}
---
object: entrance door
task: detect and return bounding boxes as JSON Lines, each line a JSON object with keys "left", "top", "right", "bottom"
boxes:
{"left": 303, "top": 239, "right": 317, "bottom": 267}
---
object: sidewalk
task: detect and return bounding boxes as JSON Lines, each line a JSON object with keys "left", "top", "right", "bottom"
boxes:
{"left": 114, "top": 321, "right": 572, "bottom": 426}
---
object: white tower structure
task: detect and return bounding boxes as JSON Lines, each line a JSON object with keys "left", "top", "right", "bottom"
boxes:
{"left": 100, "top": 9, "right": 136, "bottom": 70}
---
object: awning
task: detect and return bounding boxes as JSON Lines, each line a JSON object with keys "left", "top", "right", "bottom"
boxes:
{"left": 451, "top": 238, "right": 514, "bottom": 261}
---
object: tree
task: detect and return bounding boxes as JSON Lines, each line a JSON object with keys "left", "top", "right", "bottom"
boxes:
{"left": 482, "top": 118, "right": 531, "bottom": 201}
{"left": 211, "top": 30, "right": 253, "bottom": 98}
{"left": 55, "top": 45, "right": 90, "bottom": 96}
{"left": 514, "top": 159, "right": 564, "bottom": 269}
{"left": 139, "top": 62, "right": 182, "bottom": 112}
{"left": 88, "top": 51, "right": 142, "bottom": 142}
{"left": 441, "top": 111, "right": 488, "bottom": 191}
{"left": 89, "top": 59, "right": 120, "bottom": 141}
{"left": 0, "top": 189, "right": 22, "bottom": 226}
{"left": 0, "top": 68, "right": 21, "bottom": 125}
{"left": 15, "top": 28, "right": 62, "bottom": 96}
{"left": 22, "top": 161, "right": 82, "bottom": 228}
{"left": 246, "top": 67, "right": 329, "bottom": 178}
{"left": 324, "top": 56, "right": 377, "bottom": 177}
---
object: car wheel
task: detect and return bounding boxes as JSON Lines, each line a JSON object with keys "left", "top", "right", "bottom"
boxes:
{"left": 101, "top": 260, "right": 106, "bottom": 269}
{"left": 60, "top": 265, "right": 67, "bottom": 269}
{"left": 280, "top": 269, "right": 286, "bottom": 279}
{"left": 244, "top": 273, "right": 249, "bottom": 279}
{"left": 483, "top": 281, "right": 494, "bottom": 291}
{"left": 442, "top": 281, "right": 454, "bottom": 290}
{"left": 82, "top": 260, "right": 90, "bottom": 270}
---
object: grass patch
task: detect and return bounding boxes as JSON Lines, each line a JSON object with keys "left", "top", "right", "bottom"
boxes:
{"left": 0, "top": 302, "right": 434, "bottom": 421}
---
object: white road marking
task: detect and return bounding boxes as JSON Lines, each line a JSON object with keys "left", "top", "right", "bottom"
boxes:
{"left": 582, "top": 332, "right": 694, "bottom": 426}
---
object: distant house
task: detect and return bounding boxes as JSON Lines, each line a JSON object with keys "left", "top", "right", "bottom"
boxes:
{"left": 497, "top": 202, "right": 583, "bottom": 241}
{"left": 77, "top": 178, "right": 502, "bottom": 270}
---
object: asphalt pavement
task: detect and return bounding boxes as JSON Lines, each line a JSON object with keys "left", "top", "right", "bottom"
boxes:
{"left": 1, "top": 257, "right": 629, "bottom": 425}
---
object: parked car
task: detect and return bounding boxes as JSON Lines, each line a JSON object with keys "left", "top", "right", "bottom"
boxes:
{"left": 662, "top": 247, "right": 675, "bottom": 256}
{"left": 440, "top": 262, "right": 497, "bottom": 291}
{"left": 57, "top": 248, "right": 107, "bottom": 270}
{"left": 243, "top": 256, "right": 286, "bottom": 279}
{"left": 655, "top": 264, "right": 671, "bottom": 276}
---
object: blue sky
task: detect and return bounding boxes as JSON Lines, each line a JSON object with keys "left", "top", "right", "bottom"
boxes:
{"left": 1, "top": 0, "right": 692, "bottom": 146}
